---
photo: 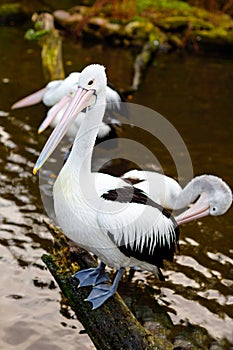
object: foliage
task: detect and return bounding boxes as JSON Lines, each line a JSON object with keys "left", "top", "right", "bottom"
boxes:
{"left": 53, "top": 0, "right": 233, "bottom": 50}
{"left": 184, "top": 0, "right": 233, "bottom": 15}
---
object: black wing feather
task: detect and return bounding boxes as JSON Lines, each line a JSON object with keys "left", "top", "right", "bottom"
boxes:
{"left": 101, "top": 186, "right": 180, "bottom": 269}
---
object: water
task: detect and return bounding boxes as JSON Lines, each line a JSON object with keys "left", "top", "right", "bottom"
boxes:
{"left": 0, "top": 24, "right": 232, "bottom": 349}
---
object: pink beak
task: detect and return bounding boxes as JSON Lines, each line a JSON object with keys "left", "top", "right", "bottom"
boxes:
{"left": 33, "top": 86, "right": 95, "bottom": 174}
{"left": 11, "top": 88, "right": 46, "bottom": 109}
{"left": 38, "top": 94, "right": 72, "bottom": 134}
{"left": 175, "top": 192, "right": 210, "bottom": 225}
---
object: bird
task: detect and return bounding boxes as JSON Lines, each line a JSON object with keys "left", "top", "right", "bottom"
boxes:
{"left": 122, "top": 169, "right": 182, "bottom": 209}
{"left": 37, "top": 82, "right": 123, "bottom": 141}
{"left": 33, "top": 64, "right": 232, "bottom": 309}
{"left": 121, "top": 169, "right": 232, "bottom": 224}
{"left": 11, "top": 71, "right": 124, "bottom": 142}
{"left": 11, "top": 73, "right": 80, "bottom": 109}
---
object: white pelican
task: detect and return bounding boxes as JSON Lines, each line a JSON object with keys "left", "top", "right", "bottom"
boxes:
{"left": 11, "top": 71, "right": 123, "bottom": 141}
{"left": 33, "top": 64, "right": 231, "bottom": 309}
{"left": 11, "top": 73, "right": 80, "bottom": 109}
{"left": 37, "top": 82, "right": 122, "bottom": 141}
{"left": 122, "top": 169, "right": 232, "bottom": 225}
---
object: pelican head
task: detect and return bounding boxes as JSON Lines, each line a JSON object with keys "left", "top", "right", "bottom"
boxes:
{"left": 42, "top": 72, "right": 80, "bottom": 106}
{"left": 175, "top": 175, "right": 232, "bottom": 225}
{"left": 200, "top": 175, "right": 232, "bottom": 216}
{"left": 33, "top": 64, "right": 107, "bottom": 174}
{"left": 79, "top": 64, "right": 106, "bottom": 95}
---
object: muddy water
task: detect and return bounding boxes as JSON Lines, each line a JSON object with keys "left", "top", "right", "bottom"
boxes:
{"left": 0, "top": 25, "right": 232, "bottom": 349}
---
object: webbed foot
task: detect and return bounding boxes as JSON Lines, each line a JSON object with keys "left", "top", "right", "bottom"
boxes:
{"left": 85, "top": 267, "right": 125, "bottom": 309}
{"left": 74, "top": 262, "right": 110, "bottom": 287}
{"left": 85, "top": 283, "right": 115, "bottom": 309}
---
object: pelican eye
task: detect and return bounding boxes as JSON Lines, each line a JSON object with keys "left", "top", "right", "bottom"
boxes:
{"left": 88, "top": 79, "right": 94, "bottom": 86}
{"left": 212, "top": 207, "right": 216, "bottom": 212}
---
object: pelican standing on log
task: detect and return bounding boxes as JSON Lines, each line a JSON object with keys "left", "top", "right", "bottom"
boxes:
{"left": 33, "top": 64, "right": 232, "bottom": 309}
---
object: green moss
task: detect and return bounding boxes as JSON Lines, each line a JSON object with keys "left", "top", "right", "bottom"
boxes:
{"left": 24, "top": 28, "right": 49, "bottom": 41}
{"left": 109, "top": 18, "right": 121, "bottom": 24}
{"left": 154, "top": 15, "right": 215, "bottom": 30}
{"left": 136, "top": 0, "right": 192, "bottom": 13}
{"left": 168, "top": 33, "right": 184, "bottom": 48}
{"left": 154, "top": 15, "right": 188, "bottom": 29}
{"left": 127, "top": 20, "right": 154, "bottom": 33}
{"left": 0, "top": 3, "right": 28, "bottom": 25}
{"left": 149, "top": 27, "right": 167, "bottom": 45}
{"left": 0, "top": 3, "right": 23, "bottom": 15}
{"left": 53, "top": 2, "right": 233, "bottom": 50}
{"left": 197, "top": 27, "right": 233, "bottom": 43}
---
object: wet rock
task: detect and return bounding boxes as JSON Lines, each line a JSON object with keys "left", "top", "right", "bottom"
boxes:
{"left": 53, "top": 9, "right": 83, "bottom": 27}
{"left": 124, "top": 21, "right": 154, "bottom": 40}
{"left": 105, "top": 21, "right": 121, "bottom": 34}
{"left": 53, "top": 3, "right": 233, "bottom": 51}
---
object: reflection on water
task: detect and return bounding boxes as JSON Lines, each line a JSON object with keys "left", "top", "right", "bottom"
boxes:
{"left": 0, "top": 25, "right": 232, "bottom": 349}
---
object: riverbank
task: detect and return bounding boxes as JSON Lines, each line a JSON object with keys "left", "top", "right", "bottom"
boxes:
{"left": 1, "top": 1, "right": 233, "bottom": 53}
{"left": 53, "top": 1, "right": 233, "bottom": 53}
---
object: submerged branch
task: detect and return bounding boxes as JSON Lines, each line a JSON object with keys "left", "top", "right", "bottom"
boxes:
{"left": 131, "top": 41, "right": 159, "bottom": 91}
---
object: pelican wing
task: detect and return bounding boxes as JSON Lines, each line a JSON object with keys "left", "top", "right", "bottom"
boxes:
{"left": 98, "top": 186, "right": 179, "bottom": 268}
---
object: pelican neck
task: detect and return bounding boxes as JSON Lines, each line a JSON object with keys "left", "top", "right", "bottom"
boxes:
{"left": 64, "top": 90, "right": 107, "bottom": 175}
{"left": 173, "top": 177, "right": 203, "bottom": 210}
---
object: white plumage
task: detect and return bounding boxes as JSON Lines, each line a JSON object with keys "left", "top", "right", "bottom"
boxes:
{"left": 122, "top": 169, "right": 232, "bottom": 224}
{"left": 33, "top": 64, "right": 232, "bottom": 309}
{"left": 33, "top": 64, "right": 180, "bottom": 308}
{"left": 11, "top": 71, "right": 123, "bottom": 140}
{"left": 122, "top": 169, "right": 182, "bottom": 209}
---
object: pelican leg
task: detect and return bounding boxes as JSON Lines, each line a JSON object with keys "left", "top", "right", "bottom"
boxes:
{"left": 74, "top": 262, "right": 110, "bottom": 287}
{"left": 85, "top": 267, "right": 125, "bottom": 309}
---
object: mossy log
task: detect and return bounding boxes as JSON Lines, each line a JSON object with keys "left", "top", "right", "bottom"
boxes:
{"left": 25, "top": 12, "right": 65, "bottom": 82}
{"left": 42, "top": 221, "right": 173, "bottom": 350}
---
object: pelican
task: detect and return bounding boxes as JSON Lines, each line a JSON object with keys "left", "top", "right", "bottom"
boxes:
{"left": 33, "top": 64, "right": 231, "bottom": 309}
{"left": 11, "top": 73, "right": 80, "bottom": 109}
{"left": 122, "top": 169, "right": 232, "bottom": 225}
{"left": 37, "top": 82, "right": 122, "bottom": 141}
{"left": 11, "top": 71, "right": 124, "bottom": 141}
